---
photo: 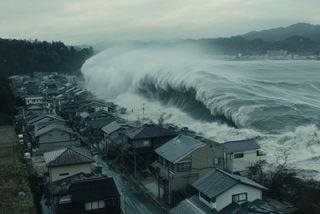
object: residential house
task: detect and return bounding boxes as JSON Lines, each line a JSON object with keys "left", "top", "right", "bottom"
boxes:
{"left": 25, "top": 95, "right": 43, "bottom": 105}
{"left": 89, "top": 109, "right": 115, "bottom": 120}
{"left": 46, "top": 82, "right": 59, "bottom": 96}
{"left": 24, "top": 81, "right": 41, "bottom": 94}
{"left": 101, "top": 120, "right": 134, "bottom": 155}
{"left": 170, "top": 170, "right": 270, "bottom": 213}
{"left": 25, "top": 104, "right": 47, "bottom": 115}
{"left": 74, "top": 89, "right": 90, "bottom": 100}
{"left": 85, "top": 118, "right": 116, "bottom": 145}
{"left": 123, "top": 123, "right": 177, "bottom": 175}
{"left": 44, "top": 146, "right": 94, "bottom": 182}
{"left": 35, "top": 123, "right": 79, "bottom": 154}
{"left": 60, "top": 101, "right": 81, "bottom": 121}
{"left": 77, "top": 101, "right": 115, "bottom": 114}
{"left": 77, "top": 111, "right": 91, "bottom": 128}
{"left": 46, "top": 173, "right": 122, "bottom": 214}
{"left": 27, "top": 114, "right": 66, "bottom": 131}
{"left": 155, "top": 135, "right": 224, "bottom": 203}
{"left": 222, "top": 139, "right": 265, "bottom": 173}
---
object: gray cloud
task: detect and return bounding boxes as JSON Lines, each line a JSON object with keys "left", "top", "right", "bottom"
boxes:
{"left": 0, "top": 0, "right": 319, "bottom": 44}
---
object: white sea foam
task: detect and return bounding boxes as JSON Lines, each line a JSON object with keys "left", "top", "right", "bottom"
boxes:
{"left": 82, "top": 45, "right": 320, "bottom": 179}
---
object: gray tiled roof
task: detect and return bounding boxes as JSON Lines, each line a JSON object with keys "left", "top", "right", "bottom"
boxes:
{"left": 88, "top": 118, "right": 115, "bottom": 129}
{"left": 101, "top": 121, "right": 122, "bottom": 135}
{"left": 155, "top": 135, "right": 205, "bottom": 163}
{"left": 193, "top": 169, "right": 267, "bottom": 199}
{"left": 28, "top": 114, "right": 64, "bottom": 125}
{"left": 170, "top": 195, "right": 213, "bottom": 214}
{"left": 35, "top": 123, "right": 75, "bottom": 137}
{"left": 89, "top": 110, "right": 114, "bottom": 119}
{"left": 222, "top": 139, "right": 260, "bottom": 153}
{"left": 219, "top": 199, "right": 283, "bottom": 214}
{"left": 44, "top": 147, "right": 93, "bottom": 167}
{"left": 125, "top": 123, "right": 177, "bottom": 140}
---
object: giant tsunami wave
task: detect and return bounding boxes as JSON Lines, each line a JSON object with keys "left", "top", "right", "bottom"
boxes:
{"left": 82, "top": 45, "right": 320, "bottom": 179}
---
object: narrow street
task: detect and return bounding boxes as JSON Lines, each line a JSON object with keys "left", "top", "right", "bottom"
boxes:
{"left": 93, "top": 155, "right": 164, "bottom": 214}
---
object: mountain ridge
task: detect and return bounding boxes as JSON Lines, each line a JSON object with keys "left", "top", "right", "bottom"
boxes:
{"left": 242, "top": 23, "right": 320, "bottom": 43}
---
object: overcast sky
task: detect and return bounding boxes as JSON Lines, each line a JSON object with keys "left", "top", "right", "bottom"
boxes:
{"left": 1, "top": 0, "right": 319, "bottom": 45}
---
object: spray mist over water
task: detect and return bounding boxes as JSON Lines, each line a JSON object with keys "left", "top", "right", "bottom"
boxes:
{"left": 82, "top": 45, "right": 320, "bottom": 179}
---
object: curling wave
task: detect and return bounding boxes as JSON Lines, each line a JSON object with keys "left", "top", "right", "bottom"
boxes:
{"left": 82, "top": 46, "right": 320, "bottom": 133}
{"left": 81, "top": 45, "right": 320, "bottom": 179}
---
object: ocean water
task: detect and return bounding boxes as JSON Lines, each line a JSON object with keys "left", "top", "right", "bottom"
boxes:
{"left": 82, "top": 46, "right": 320, "bottom": 179}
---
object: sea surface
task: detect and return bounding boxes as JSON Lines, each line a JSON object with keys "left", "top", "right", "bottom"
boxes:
{"left": 82, "top": 46, "right": 320, "bottom": 179}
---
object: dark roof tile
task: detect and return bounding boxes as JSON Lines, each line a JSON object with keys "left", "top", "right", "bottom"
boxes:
{"left": 222, "top": 139, "right": 260, "bottom": 153}
{"left": 44, "top": 147, "right": 93, "bottom": 167}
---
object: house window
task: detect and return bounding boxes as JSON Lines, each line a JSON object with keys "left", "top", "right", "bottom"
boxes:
{"left": 136, "top": 140, "right": 151, "bottom": 148}
{"left": 175, "top": 162, "right": 191, "bottom": 172}
{"left": 234, "top": 153, "right": 244, "bottom": 158}
{"left": 232, "top": 193, "right": 247, "bottom": 202}
{"left": 213, "top": 158, "right": 220, "bottom": 165}
{"left": 143, "top": 140, "right": 150, "bottom": 146}
{"left": 106, "top": 199, "right": 118, "bottom": 207}
{"left": 85, "top": 200, "right": 105, "bottom": 210}
{"left": 59, "top": 172, "right": 69, "bottom": 176}
{"left": 257, "top": 150, "right": 264, "bottom": 156}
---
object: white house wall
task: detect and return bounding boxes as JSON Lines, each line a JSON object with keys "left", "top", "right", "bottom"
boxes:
{"left": 232, "top": 150, "right": 265, "bottom": 172}
{"left": 216, "top": 183, "right": 262, "bottom": 211}
{"left": 49, "top": 163, "right": 92, "bottom": 182}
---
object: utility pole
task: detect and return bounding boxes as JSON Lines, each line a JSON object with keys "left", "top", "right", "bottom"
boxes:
{"left": 142, "top": 103, "right": 145, "bottom": 116}
{"left": 158, "top": 167, "right": 161, "bottom": 199}
{"left": 134, "top": 144, "right": 137, "bottom": 178}
{"left": 168, "top": 165, "right": 171, "bottom": 206}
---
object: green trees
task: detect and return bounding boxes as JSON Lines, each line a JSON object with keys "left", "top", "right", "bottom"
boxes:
{"left": 0, "top": 76, "right": 15, "bottom": 125}
{"left": 0, "top": 38, "right": 94, "bottom": 77}
{"left": 0, "top": 38, "right": 94, "bottom": 124}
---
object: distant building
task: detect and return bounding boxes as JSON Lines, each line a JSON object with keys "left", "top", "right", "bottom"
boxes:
{"left": 266, "top": 49, "right": 288, "bottom": 59}
{"left": 25, "top": 95, "right": 43, "bottom": 105}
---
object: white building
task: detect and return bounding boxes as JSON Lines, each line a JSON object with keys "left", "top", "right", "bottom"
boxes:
{"left": 170, "top": 169, "right": 267, "bottom": 213}
{"left": 223, "top": 139, "right": 266, "bottom": 172}
{"left": 25, "top": 95, "right": 44, "bottom": 105}
{"left": 44, "top": 147, "right": 94, "bottom": 182}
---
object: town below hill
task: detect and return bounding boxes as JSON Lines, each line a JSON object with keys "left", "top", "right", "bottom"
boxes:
{"left": 3, "top": 71, "right": 319, "bottom": 214}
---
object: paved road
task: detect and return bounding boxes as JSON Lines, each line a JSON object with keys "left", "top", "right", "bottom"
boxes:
{"left": 94, "top": 155, "right": 163, "bottom": 214}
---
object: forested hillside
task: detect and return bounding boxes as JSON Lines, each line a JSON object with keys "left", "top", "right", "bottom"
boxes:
{"left": 0, "top": 38, "right": 94, "bottom": 125}
{"left": 0, "top": 38, "right": 94, "bottom": 77}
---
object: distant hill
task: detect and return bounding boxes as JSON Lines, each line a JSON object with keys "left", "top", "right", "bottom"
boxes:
{"left": 0, "top": 38, "right": 94, "bottom": 77}
{"left": 242, "top": 23, "right": 320, "bottom": 43}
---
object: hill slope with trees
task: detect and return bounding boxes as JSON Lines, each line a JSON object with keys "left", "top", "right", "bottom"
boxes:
{"left": 242, "top": 23, "right": 320, "bottom": 43}
{"left": 0, "top": 38, "right": 94, "bottom": 125}
{"left": 0, "top": 38, "right": 94, "bottom": 77}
